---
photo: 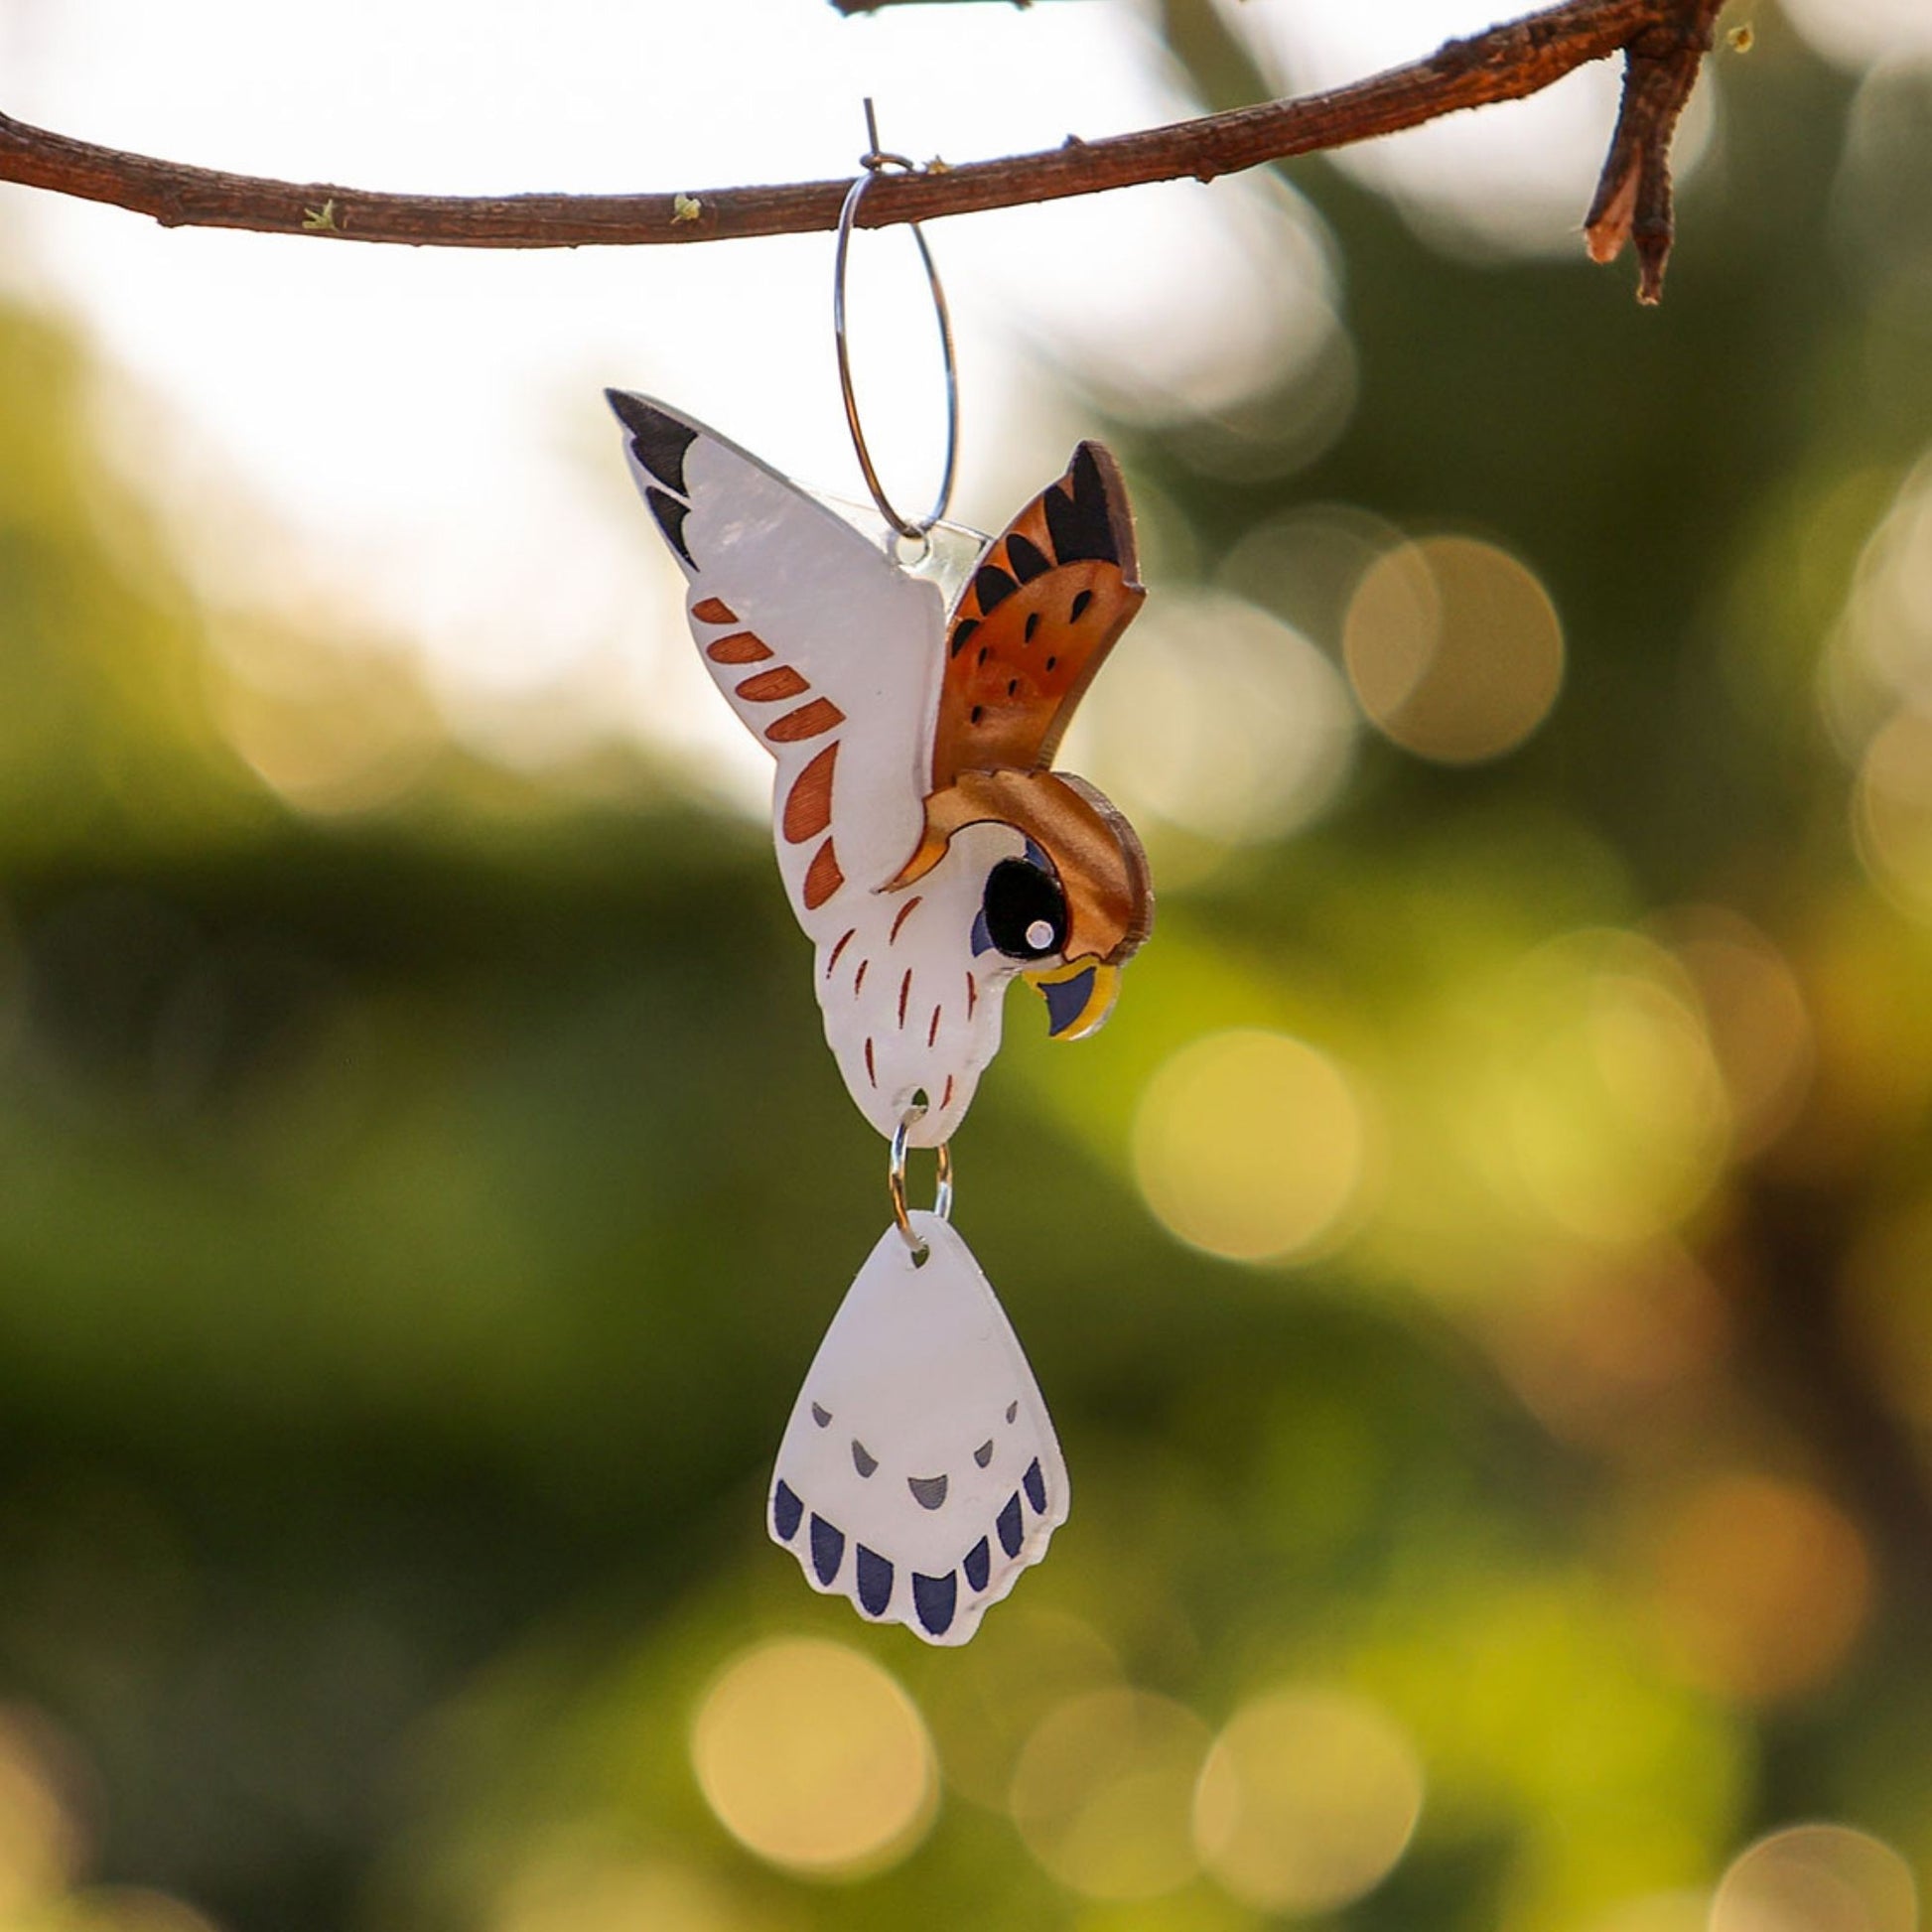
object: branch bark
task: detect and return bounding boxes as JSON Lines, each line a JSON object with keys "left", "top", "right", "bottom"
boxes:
{"left": 0, "top": 0, "right": 1722, "bottom": 300}
{"left": 1585, "top": 0, "right": 1726, "bottom": 301}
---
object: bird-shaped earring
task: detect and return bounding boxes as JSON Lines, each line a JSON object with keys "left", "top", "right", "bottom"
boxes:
{"left": 605, "top": 396, "right": 1152, "bottom": 1642}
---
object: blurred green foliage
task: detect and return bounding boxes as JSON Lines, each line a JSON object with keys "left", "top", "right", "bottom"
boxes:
{"left": 3, "top": 10, "right": 1932, "bottom": 1932}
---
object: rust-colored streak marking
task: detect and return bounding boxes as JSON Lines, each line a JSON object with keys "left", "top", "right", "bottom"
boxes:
{"left": 865, "top": 1037, "right": 877, "bottom": 1088}
{"left": 783, "top": 744, "right": 837, "bottom": 844}
{"left": 802, "top": 839, "right": 844, "bottom": 909}
{"left": 767, "top": 699, "right": 844, "bottom": 743}
{"left": 826, "top": 928, "right": 856, "bottom": 977}
{"left": 927, "top": 1006, "right": 942, "bottom": 1048}
{"left": 706, "top": 630, "right": 770, "bottom": 664}
{"left": 854, "top": 959, "right": 869, "bottom": 998}
{"left": 966, "top": 972, "right": 979, "bottom": 1020}
{"left": 897, "top": 970, "right": 913, "bottom": 1029}
{"left": 691, "top": 597, "right": 737, "bottom": 625}
{"left": 940, "top": 1075, "right": 955, "bottom": 1112}
{"left": 889, "top": 896, "right": 923, "bottom": 945}
{"left": 737, "top": 664, "right": 810, "bottom": 703}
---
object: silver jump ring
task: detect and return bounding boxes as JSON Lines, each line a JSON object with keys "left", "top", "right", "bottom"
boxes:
{"left": 889, "top": 1104, "right": 954, "bottom": 1259}
{"left": 833, "top": 100, "right": 959, "bottom": 541}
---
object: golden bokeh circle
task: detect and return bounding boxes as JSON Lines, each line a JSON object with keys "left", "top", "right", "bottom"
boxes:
{"left": 690, "top": 1638, "right": 937, "bottom": 1879}
{"left": 1008, "top": 1688, "right": 1210, "bottom": 1901}
{"left": 1344, "top": 535, "right": 1565, "bottom": 762}
{"left": 493, "top": 1850, "right": 752, "bottom": 1932}
{"left": 1133, "top": 1031, "right": 1368, "bottom": 1263}
{"left": 1580, "top": 1891, "right": 1711, "bottom": 1932}
{"left": 1065, "top": 590, "right": 1357, "bottom": 852}
{"left": 1647, "top": 1475, "right": 1871, "bottom": 1704}
{"left": 1711, "top": 1824, "right": 1916, "bottom": 1932}
{"left": 916, "top": 1608, "right": 1120, "bottom": 1811}
{"left": 1192, "top": 1686, "right": 1424, "bottom": 1913}
{"left": 1856, "top": 708, "right": 1932, "bottom": 920}
{"left": 1655, "top": 906, "right": 1814, "bottom": 1158}
{"left": 0, "top": 1709, "right": 85, "bottom": 1918}
{"left": 1487, "top": 929, "right": 1731, "bottom": 1243}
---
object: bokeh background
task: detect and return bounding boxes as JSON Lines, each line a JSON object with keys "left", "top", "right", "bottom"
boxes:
{"left": 3, "top": 0, "right": 1932, "bottom": 1928}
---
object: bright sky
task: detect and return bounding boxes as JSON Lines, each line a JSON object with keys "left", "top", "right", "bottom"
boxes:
{"left": 0, "top": 0, "right": 1910, "bottom": 799}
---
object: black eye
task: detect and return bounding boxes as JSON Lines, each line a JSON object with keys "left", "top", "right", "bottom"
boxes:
{"left": 982, "top": 859, "right": 1066, "bottom": 960}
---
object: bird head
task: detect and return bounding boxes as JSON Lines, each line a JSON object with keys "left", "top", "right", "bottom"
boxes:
{"left": 888, "top": 767, "right": 1153, "bottom": 1041}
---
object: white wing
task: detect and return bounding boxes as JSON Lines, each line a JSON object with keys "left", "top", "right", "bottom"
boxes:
{"left": 768, "top": 1213, "right": 1068, "bottom": 1645}
{"left": 608, "top": 391, "right": 942, "bottom": 919}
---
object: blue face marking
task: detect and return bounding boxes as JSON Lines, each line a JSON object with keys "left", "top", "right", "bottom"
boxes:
{"left": 971, "top": 906, "right": 996, "bottom": 957}
{"left": 1041, "top": 967, "right": 1097, "bottom": 1036}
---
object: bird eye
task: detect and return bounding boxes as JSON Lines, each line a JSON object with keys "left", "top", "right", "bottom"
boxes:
{"left": 982, "top": 859, "right": 1066, "bottom": 960}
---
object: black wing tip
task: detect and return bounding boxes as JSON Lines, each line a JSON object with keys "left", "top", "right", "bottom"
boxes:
{"left": 646, "top": 486, "right": 695, "bottom": 568}
{"left": 973, "top": 562, "right": 1019, "bottom": 615}
{"left": 604, "top": 386, "right": 659, "bottom": 433}
{"left": 607, "top": 389, "right": 700, "bottom": 497}
{"left": 1045, "top": 441, "right": 1139, "bottom": 581}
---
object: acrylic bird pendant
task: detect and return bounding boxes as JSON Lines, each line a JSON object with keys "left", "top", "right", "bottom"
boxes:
{"left": 769, "top": 1212, "right": 1071, "bottom": 1644}
{"left": 608, "top": 391, "right": 1152, "bottom": 1641}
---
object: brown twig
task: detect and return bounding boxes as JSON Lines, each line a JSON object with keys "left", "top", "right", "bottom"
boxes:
{"left": 1584, "top": 0, "right": 1726, "bottom": 300}
{"left": 0, "top": 0, "right": 1723, "bottom": 301}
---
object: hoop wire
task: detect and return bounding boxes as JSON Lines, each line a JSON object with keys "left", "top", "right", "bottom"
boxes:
{"left": 833, "top": 99, "right": 959, "bottom": 541}
{"left": 890, "top": 1104, "right": 954, "bottom": 1259}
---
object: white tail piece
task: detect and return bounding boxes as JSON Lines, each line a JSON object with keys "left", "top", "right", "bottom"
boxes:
{"left": 767, "top": 1212, "right": 1068, "bottom": 1645}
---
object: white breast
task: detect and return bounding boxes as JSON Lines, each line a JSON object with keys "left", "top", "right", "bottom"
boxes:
{"left": 804, "top": 823, "right": 1025, "bottom": 1146}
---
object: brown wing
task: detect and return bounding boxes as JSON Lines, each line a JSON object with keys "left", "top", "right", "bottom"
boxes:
{"left": 928, "top": 443, "right": 1145, "bottom": 789}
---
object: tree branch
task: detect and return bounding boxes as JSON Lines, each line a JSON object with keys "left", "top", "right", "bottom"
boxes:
{"left": 0, "top": 0, "right": 1722, "bottom": 299}
{"left": 1585, "top": 0, "right": 1725, "bottom": 301}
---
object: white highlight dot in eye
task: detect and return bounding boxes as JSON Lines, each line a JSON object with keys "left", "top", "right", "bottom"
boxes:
{"left": 1027, "top": 920, "right": 1055, "bottom": 951}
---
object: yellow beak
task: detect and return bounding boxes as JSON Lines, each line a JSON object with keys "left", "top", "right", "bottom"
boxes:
{"left": 1025, "top": 959, "right": 1123, "bottom": 1041}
